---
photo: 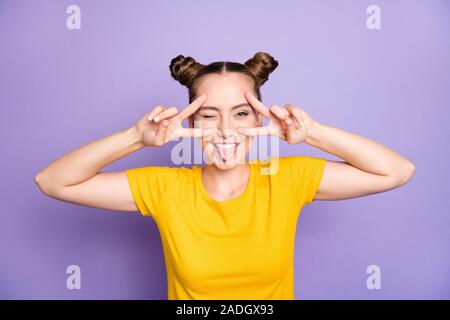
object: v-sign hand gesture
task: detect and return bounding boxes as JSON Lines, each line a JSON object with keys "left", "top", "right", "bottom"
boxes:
{"left": 134, "top": 94, "right": 214, "bottom": 147}
{"left": 237, "top": 91, "right": 314, "bottom": 145}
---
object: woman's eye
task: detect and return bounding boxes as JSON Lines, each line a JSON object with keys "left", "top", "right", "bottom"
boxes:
{"left": 236, "top": 111, "right": 249, "bottom": 117}
{"left": 202, "top": 115, "right": 216, "bottom": 119}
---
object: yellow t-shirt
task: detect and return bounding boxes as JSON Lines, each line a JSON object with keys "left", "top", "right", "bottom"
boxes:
{"left": 125, "top": 156, "right": 326, "bottom": 300}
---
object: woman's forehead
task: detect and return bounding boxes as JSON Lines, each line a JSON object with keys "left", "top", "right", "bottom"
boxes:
{"left": 197, "top": 93, "right": 254, "bottom": 112}
{"left": 197, "top": 103, "right": 252, "bottom": 113}
{"left": 195, "top": 73, "right": 253, "bottom": 98}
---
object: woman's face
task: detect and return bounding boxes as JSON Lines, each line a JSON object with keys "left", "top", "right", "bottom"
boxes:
{"left": 190, "top": 72, "right": 262, "bottom": 170}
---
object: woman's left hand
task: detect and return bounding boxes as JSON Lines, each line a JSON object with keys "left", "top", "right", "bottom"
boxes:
{"left": 237, "top": 91, "right": 316, "bottom": 145}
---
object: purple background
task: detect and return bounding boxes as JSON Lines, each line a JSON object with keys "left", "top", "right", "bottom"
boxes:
{"left": 1, "top": 0, "right": 449, "bottom": 299}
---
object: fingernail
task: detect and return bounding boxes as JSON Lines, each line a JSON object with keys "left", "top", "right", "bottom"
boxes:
{"left": 154, "top": 116, "right": 160, "bottom": 122}
{"left": 148, "top": 116, "right": 153, "bottom": 121}
{"left": 162, "top": 120, "right": 169, "bottom": 126}
{"left": 300, "top": 121, "right": 304, "bottom": 127}
{"left": 285, "top": 119, "right": 292, "bottom": 126}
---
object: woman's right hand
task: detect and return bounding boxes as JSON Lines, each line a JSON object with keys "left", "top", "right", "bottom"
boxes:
{"left": 133, "top": 94, "right": 210, "bottom": 147}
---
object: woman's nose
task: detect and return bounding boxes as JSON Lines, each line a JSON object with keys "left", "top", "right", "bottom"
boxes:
{"left": 218, "top": 118, "right": 236, "bottom": 137}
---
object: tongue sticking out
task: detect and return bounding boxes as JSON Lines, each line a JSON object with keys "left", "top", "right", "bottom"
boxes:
{"left": 215, "top": 145, "right": 237, "bottom": 162}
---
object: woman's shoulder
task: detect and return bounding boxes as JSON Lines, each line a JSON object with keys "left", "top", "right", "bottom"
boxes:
{"left": 249, "top": 155, "right": 311, "bottom": 168}
{"left": 250, "top": 155, "right": 326, "bottom": 176}
{"left": 251, "top": 155, "right": 325, "bottom": 164}
{"left": 125, "top": 164, "right": 197, "bottom": 184}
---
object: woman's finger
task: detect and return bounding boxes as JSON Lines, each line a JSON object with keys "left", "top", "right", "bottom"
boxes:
{"left": 270, "top": 105, "right": 290, "bottom": 131}
{"left": 291, "top": 108, "right": 304, "bottom": 127}
{"left": 238, "top": 125, "right": 285, "bottom": 139}
{"left": 148, "top": 106, "right": 165, "bottom": 122}
{"left": 155, "top": 120, "right": 170, "bottom": 145}
{"left": 176, "top": 94, "right": 208, "bottom": 121}
{"left": 165, "top": 121, "right": 179, "bottom": 142}
{"left": 284, "top": 104, "right": 304, "bottom": 127}
{"left": 175, "top": 127, "right": 216, "bottom": 138}
{"left": 244, "top": 91, "right": 272, "bottom": 119}
{"left": 269, "top": 105, "right": 289, "bottom": 121}
{"left": 284, "top": 117, "right": 298, "bottom": 140}
{"left": 153, "top": 106, "right": 178, "bottom": 123}
{"left": 237, "top": 125, "right": 272, "bottom": 137}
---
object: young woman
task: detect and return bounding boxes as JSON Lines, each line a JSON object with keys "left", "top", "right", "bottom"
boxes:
{"left": 34, "top": 52, "right": 415, "bottom": 300}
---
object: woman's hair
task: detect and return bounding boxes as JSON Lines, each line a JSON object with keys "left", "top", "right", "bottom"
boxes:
{"left": 169, "top": 52, "right": 279, "bottom": 103}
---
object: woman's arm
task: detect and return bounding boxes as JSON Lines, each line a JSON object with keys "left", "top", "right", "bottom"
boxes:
{"left": 34, "top": 95, "right": 208, "bottom": 212}
{"left": 240, "top": 91, "right": 416, "bottom": 201}
{"left": 34, "top": 126, "right": 145, "bottom": 212}
{"left": 306, "top": 121, "right": 416, "bottom": 200}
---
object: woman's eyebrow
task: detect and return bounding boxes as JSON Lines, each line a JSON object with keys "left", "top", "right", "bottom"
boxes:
{"left": 198, "top": 103, "right": 251, "bottom": 111}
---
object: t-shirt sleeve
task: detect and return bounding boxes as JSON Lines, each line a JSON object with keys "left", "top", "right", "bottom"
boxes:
{"left": 278, "top": 156, "right": 326, "bottom": 206}
{"left": 125, "top": 166, "right": 179, "bottom": 218}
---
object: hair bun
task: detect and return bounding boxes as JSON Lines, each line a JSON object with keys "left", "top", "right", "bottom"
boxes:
{"left": 244, "top": 52, "right": 279, "bottom": 86}
{"left": 169, "top": 55, "right": 204, "bottom": 88}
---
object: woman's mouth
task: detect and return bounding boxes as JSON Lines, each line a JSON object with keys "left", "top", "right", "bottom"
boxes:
{"left": 212, "top": 142, "right": 240, "bottom": 162}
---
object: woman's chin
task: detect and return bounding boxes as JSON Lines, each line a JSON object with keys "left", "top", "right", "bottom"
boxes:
{"left": 213, "top": 160, "right": 238, "bottom": 170}
{"left": 207, "top": 153, "right": 246, "bottom": 170}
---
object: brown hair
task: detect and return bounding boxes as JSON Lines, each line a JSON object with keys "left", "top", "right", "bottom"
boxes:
{"left": 169, "top": 52, "right": 279, "bottom": 103}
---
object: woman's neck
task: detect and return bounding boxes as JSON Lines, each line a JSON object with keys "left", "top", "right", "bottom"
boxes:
{"left": 201, "top": 162, "right": 250, "bottom": 201}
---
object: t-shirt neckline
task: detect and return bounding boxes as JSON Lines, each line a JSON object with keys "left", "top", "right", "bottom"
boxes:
{"left": 194, "top": 162, "right": 255, "bottom": 207}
